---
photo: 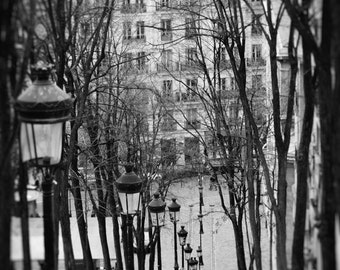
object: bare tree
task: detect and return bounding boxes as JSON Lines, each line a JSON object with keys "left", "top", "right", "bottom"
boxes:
{"left": 283, "top": 0, "right": 340, "bottom": 269}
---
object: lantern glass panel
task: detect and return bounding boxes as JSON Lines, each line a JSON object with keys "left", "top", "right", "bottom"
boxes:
{"left": 20, "top": 122, "right": 63, "bottom": 165}
{"left": 179, "top": 235, "right": 186, "bottom": 246}
{"left": 119, "top": 192, "right": 140, "bottom": 214}
{"left": 189, "top": 262, "right": 198, "bottom": 270}
{"left": 150, "top": 211, "right": 165, "bottom": 227}
{"left": 169, "top": 210, "right": 180, "bottom": 222}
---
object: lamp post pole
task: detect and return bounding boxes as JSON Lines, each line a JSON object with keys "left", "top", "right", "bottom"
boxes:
{"left": 178, "top": 226, "right": 188, "bottom": 270}
{"left": 168, "top": 198, "right": 181, "bottom": 270}
{"left": 184, "top": 243, "right": 193, "bottom": 270}
{"left": 126, "top": 214, "right": 134, "bottom": 270}
{"left": 198, "top": 174, "right": 204, "bottom": 269}
{"left": 42, "top": 170, "right": 55, "bottom": 269}
{"left": 174, "top": 219, "right": 179, "bottom": 270}
{"left": 149, "top": 193, "right": 166, "bottom": 270}
{"left": 15, "top": 62, "right": 72, "bottom": 270}
{"left": 116, "top": 165, "right": 143, "bottom": 270}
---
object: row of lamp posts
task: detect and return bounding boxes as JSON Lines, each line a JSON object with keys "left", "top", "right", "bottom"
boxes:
{"left": 14, "top": 61, "right": 204, "bottom": 270}
{"left": 116, "top": 166, "right": 203, "bottom": 270}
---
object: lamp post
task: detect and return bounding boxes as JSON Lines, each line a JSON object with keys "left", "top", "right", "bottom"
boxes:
{"left": 15, "top": 62, "right": 72, "bottom": 270}
{"left": 168, "top": 198, "right": 181, "bottom": 270}
{"left": 178, "top": 226, "right": 188, "bottom": 270}
{"left": 184, "top": 243, "right": 193, "bottom": 270}
{"left": 148, "top": 193, "right": 166, "bottom": 270}
{"left": 197, "top": 246, "right": 203, "bottom": 270}
{"left": 116, "top": 165, "right": 143, "bottom": 270}
{"left": 188, "top": 257, "right": 198, "bottom": 270}
{"left": 197, "top": 174, "right": 204, "bottom": 270}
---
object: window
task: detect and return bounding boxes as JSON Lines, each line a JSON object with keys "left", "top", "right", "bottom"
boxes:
{"left": 221, "top": 78, "right": 226, "bottom": 91}
{"left": 184, "top": 137, "right": 200, "bottom": 164}
{"left": 161, "top": 138, "right": 177, "bottom": 166}
{"left": 80, "top": 22, "right": 89, "bottom": 36}
{"left": 186, "top": 108, "right": 199, "bottom": 129}
{"left": 221, "top": 48, "right": 227, "bottom": 62}
{"left": 123, "top": 22, "right": 132, "bottom": 40}
{"left": 161, "top": 50, "right": 172, "bottom": 68}
{"left": 161, "top": 0, "right": 170, "bottom": 7}
{"left": 185, "top": 18, "right": 196, "bottom": 38}
{"left": 136, "top": 51, "right": 146, "bottom": 70}
{"left": 161, "top": 111, "right": 176, "bottom": 131}
{"left": 185, "top": 79, "right": 197, "bottom": 101}
{"left": 161, "top": 19, "right": 172, "bottom": 40}
{"left": 229, "top": 101, "right": 239, "bottom": 119}
{"left": 252, "top": 44, "right": 262, "bottom": 61}
{"left": 252, "top": 74, "right": 262, "bottom": 90}
{"left": 187, "top": 48, "right": 197, "bottom": 65}
{"left": 122, "top": 0, "right": 131, "bottom": 7}
{"left": 230, "top": 77, "right": 236, "bottom": 90}
{"left": 217, "top": 78, "right": 227, "bottom": 99}
{"left": 162, "top": 80, "right": 172, "bottom": 98}
{"left": 251, "top": 15, "right": 262, "bottom": 35}
{"left": 136, "top": 21, "right": 145, "bottom": 39}
{"left": 123, "top": 52, "right": 133, "bottom": 69}
{"left": 156, "top": 0, "right": 171, "bottom": 10}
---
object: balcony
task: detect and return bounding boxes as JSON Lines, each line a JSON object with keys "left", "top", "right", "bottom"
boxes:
{"left": 185, "top": 29, "right": 197, "bottom": 39}
{"left": 247, "top": 57, "right": 266, "bottom": 67}
{"left": 121, "top": 3, "right": 146, "bottom": 13}
{"left": 156, "top": 62, "right": 180, "bottom": 73}
{"left": 185, "top": 120, "right": 200, "bottom": 129}
{"left": 123, "top": 36, "right": 146, "bottom": 44}
{"left": 220, "top": 59, "right": 232, "bottom": 69}
{"left": 161, "top": 121, "right": 177, "bottom": 131}
{"left": 182, "top": 93, "right": 198, "bottom": 102}
{"left": 180, "top": 61, "right": 201, "bottom": 71}
{"left": 156, "top": 2, "right": 175, "bottom": 11}
{"left": 135, "top": 64, "right": 150, "bottom": 74}
{"left": 251, "top": 27, "right": 262, "bottom": 36}
{"left": 161, "top": 32, "right": 172, "bottom": 41}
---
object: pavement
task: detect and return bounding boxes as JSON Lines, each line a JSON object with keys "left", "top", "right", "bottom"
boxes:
{"left": 11, "top": 175, "right": 270, "bottom": 270}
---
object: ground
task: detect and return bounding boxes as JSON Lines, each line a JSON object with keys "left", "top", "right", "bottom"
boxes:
{"left": 11, "top": 175, "right": 270, "bottom": 269}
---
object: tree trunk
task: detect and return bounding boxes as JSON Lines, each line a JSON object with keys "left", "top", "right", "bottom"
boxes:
{"left": 246, "top": 121, "right": 262, "bottom": 270}
{"left": 275, "top": 156, "right": 288, "bottom": 270}
{"left": 59, "top": 169, "right": 76, "bottom": 270}
{"left": 19, "top": 162, "right": 31, "bottom": 270}
{"left": 69, "top": 124, "right": 94, "bottom": 270}
{"left": 318, "top": 1, "right": 336, "bottom": 269}
{"left": 94, "top": 166, "right": 112, "bottom": 270}
{"left": 331, "top": 0, "right": 340, "bottom": 243}
{"left": 227, "top": 167, "right": 247, "bottom": 270}
{"left": 291, "top": 28, "right": 314, "bottom": 270}
{"left": 0, "top": 1, "right": 16, "bottom": 269}
{"left": 230, "top": 219, "right": 247, "bottom": 270}
{"left": 107, "top": 169, "right": 123, "bottom": 270}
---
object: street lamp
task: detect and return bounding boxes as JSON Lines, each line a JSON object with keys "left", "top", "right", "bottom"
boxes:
{"left": 184, "top": 243, "right": 193, "bottom": 270}
{"left": 198, "top": 174, "right": 204, "bottom": 207}
{"left": 116, "top": 165, "right": 143, "bottom": 270}
{"left": 197, "top": 174, "right": 204, "bottom": 269}
{"left": 168, "top": 198, "right": 181, "bottom": 270}
{"left": 197, "top": 246, "right": 203, "bottom": 269}
{"left": 15, "top": 62, "right": 72, "bottom": 270}
{"left": 148, "top": 193, "right": 166, "bottom": 270}
{"left": 188, "top": 257, "right": 198, "bottom": 270}
{"left": 178, "top": 226, "right": 188, "bottom": 270}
